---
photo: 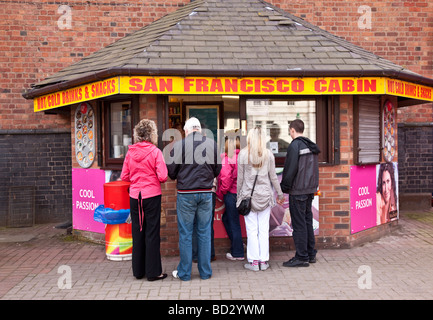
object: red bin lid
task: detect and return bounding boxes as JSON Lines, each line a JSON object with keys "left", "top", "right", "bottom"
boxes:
{"left": 104, "top": 181, "right": 130, "bottom": 187}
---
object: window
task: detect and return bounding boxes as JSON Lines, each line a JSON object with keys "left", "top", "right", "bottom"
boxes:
{"left": 243, "top": 96, "right": 335, "bottom": 166}
{"left": 167, "top": 95, "right": 240, "bottom": 154}
{"left": 102, "top": 98, "right": 138, "bottom": 169}
{"left": 246, "top": 98, "right": 316, "bottom": 157}
{"left": 109, "top": 101, "right": 132, "bottom": 159}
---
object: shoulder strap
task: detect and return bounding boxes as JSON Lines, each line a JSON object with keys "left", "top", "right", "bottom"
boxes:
{"left": 250, "top": 174, "right": 258, "bottom": 196}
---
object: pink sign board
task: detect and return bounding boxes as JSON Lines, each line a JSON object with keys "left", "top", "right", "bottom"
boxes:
{"left": 72, "top": 168, "right": 105, "bottom": 233}
{"left": 350, "top": 165, "right": 377, "bottom": 234}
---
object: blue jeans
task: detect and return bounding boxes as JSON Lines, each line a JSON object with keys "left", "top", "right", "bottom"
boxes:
{"left": 222, "top": 192, "right": 244, "bottom": 258}
{"left": 176, "top": 192, "right": 213, "bottom": 280}
{"left": 193, "top": 193, "right": 216, "bottom": 260}
{"left": 289, "top": 194, "right": 317, "bottom": 261}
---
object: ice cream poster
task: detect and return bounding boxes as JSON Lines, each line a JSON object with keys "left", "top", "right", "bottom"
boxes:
{"left": 269, "top": 169, "right": 320, "bottom": 237}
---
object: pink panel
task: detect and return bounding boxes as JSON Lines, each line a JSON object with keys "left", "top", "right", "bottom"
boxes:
{"left": 72, "top": 168, "right": 106, "bottom": 233}
{"left": 350, "top": 165, "right": 377, "bottom": 234}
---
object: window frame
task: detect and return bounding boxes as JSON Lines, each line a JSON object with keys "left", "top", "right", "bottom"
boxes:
{"left": 240, "top": 95, "right": 338, "bottom": 167}
{"left": 100, "top": 95, "right": 139, "bottom": 170}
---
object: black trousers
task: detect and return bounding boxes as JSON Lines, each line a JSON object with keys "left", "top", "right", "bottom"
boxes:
{"left": 130, "top": 194, "right": 162, "bottom": 279}
{"left": 289, "top": 194, "right": 317, "bottom": 261}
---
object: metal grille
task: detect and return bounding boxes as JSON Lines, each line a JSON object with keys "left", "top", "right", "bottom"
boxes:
{"left": 356, "top": 96, "right": 381, "bottom": 164}
{"left": 8, "top": 186, "right": 35, "bottom": 228}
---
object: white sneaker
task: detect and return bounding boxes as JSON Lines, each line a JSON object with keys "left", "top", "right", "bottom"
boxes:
{"left": 244, "top": 262, "right": 259, "bottom": 271}
{"left": 226, "top": 253, "right": 245, "bottom": 261}
{"left": 172, "top": 270, "right": 179, "bottom": 279}
{"left": 260, "top": 261, "right": 269, "bottom": 271}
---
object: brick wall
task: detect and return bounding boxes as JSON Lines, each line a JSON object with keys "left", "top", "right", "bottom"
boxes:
{"left": 278, "top": 0, "right": 433, "bottom": 124}
{"left": 398, "top": 124, "right": 433, "bottom": 194}
{"left": 277, "top": 0, "right": 433, "bottom": 77}
{"left": 0, "top": 0, "right": 186, "bottom": 132}
{"left": 0, "top": 130, "right": 72, "bottom": 227}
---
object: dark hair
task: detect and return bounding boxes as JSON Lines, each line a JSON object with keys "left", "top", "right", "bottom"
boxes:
{"left": 289, "top": 119, "right": 304, "bottom": 133}
{"left": 376, "top": 162, "right": 396, "bottom": 197}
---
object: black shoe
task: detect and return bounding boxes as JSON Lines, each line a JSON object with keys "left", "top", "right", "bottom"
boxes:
{"left": 148, "top": 273, "right": 167, "bottom": 281}
{"left": 283, "top": 257, "right": 309, "bottom": 267}
{"left": 309, "top": 249, "right": 318, "bottom": 263}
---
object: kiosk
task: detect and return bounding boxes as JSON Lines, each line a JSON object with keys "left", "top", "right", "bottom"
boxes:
{"left": 23, "top": 0, "right": 433, "bottom": 254}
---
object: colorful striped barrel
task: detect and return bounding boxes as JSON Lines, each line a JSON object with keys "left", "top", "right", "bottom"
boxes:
{"left": 105, "top": 223, "right": 132, "bottom": 261}
{"left": 104, "top": 181, "right": 132, "bottom": 261}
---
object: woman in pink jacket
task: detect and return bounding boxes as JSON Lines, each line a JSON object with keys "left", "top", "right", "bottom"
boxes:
{"left": 217, "top": 133, "right": 244, "bottom": 261}
{"left": 121, "top": 119, "right": 168, "bottom": 281}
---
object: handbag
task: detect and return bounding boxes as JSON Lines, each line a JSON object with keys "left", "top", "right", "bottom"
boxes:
{"left": 237, "top": 174, "right": 258, "bottom": 216}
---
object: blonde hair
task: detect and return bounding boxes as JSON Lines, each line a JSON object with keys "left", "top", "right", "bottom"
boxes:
{"left": 134, "top": 119, "right": 158, "bottom": 145}
{"left": 247, "top": 126, "right": 268, "bottom": 169}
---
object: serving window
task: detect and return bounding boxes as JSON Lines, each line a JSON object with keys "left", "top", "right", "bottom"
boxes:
{"left": 244, "top": 96, "right": 335, "bottom": 166}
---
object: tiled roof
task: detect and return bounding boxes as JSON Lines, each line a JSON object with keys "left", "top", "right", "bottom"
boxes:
{"left": 29, "top": 0, "right": 424, "bottom": 91}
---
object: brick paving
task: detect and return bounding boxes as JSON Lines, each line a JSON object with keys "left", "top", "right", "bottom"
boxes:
{"left": 1, "top": 209, "right": 433, "bottom": 300}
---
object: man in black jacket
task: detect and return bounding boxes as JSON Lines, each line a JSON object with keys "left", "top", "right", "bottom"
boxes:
{"left": 167, "top": 117, "right": 221, "bottom": 280}
{"left": 280, "top": 119, "right": 320, "bottom": 267}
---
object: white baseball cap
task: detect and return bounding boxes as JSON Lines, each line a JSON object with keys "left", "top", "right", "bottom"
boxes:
{"left": 184, "top": 117, "right": 202, "bottom": 132}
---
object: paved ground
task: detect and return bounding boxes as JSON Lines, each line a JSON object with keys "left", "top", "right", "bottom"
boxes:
{"left": 1, "top": 209, "right": 433, "bottom": 301}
